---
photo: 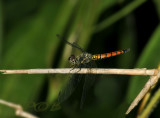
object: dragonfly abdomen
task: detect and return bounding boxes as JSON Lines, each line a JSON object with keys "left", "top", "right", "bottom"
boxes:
{"left": 91, "top": 48, "right": 130, "bottom": 60}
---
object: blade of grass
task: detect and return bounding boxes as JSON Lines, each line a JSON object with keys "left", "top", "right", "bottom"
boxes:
{"left": 117, "top": 15, "right": 137, "bottom": 68}
{"left": 0, "top": 0, "right": 2, "bottom": 63}
{"left": 0, "top": 1, "right": 75, "bottom": 117}
{"left": 153, "top": 0, "right": 160, "bottom": 19}
{"left": 94, "top": 0, "right": 147, "bottom": 33}
{"left": 138, "top": 86, "right": 160, "bottom": 118}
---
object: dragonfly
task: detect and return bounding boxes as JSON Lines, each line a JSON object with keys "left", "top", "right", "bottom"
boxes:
{"left": 56, "top": 34, "right": 130, "bottom": 108}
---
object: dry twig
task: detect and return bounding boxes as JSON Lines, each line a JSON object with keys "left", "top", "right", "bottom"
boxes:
{"left": 0, "top": 99, "right": 38, "bottom": 118}
{"left": 0, "top": 68, "right": 158, "bottom": 75}
{"left": 125, "top": 75, "right": 160, "bottom": 114}
{"left": 126, "top": 67, "right": 160, "bottom": 115}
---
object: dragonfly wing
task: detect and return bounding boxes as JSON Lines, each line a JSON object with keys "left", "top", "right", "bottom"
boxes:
{"left": 80, "top": 61, "right": 97, "bottom": 108}
{"left": 72, "top": 42, "right": 85, "bottom": 52}
{"left": 56, "top": 34, "right": 84, "bottom": 53}
{"left": 58, "top": 70, "right": 83, "bottom": 104}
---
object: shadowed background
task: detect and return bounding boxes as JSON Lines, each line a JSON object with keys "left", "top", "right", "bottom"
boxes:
{"left": 0, "top": 0, "right": 160, "bottom": 117}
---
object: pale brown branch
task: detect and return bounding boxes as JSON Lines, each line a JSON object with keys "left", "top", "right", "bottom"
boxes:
{"left": 126, "top": 68, "right": 160, "bottom": 115}
{"left": 0, "top": 68, "right": 158, "bottom": 75}
{"left": 0, "top": 99, "right": 38, "bottom": 118}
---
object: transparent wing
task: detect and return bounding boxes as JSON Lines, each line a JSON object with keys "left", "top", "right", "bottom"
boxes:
{"left": 57, "top": 61, "right": 97, "bottom": 108}
{"left": 80, "top": 60, "right": 97, "bottom": 108}
{"left": 58, "top": 73, "right": 82, "bottom": 103}
{"left": 72, "top": 42, "right": 85, "bottom": 52}
{"left": 56, "top": 34, "right": 84, "bottom": 52}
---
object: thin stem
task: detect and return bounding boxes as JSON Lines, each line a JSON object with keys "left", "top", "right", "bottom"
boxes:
{"left": 125, "top": 75, "right": 160, "bottom": 114}
{"left": 0, "top": 68, "right": 158, "bottom": 75}
{"left": 0, "top": 99, "right": 38, "bottom": 118}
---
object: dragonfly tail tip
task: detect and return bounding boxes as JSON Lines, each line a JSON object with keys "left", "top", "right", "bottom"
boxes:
{"left": 125, "top": 48, "right": 130, "bottom": 53}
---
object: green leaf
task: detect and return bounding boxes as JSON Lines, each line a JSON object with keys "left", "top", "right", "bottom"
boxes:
{"left": 94, "top": 0, "right": 147, "bottom": 32}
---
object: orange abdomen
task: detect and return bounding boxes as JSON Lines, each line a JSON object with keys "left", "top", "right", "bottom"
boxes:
{"left": 92, "top": 48, "right": 130, "bottom": 60}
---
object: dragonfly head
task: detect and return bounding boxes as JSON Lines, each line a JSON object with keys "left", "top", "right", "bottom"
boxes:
{"left": 68, "top": 55, "right": 76, "bottom": 65}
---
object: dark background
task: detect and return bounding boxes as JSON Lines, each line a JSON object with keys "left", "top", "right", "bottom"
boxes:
{"left": 0, "top": 0, "right": 160, "bottom": 117}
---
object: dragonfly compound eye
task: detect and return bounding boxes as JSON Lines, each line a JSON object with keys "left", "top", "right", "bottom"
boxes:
{"left": 68, "top": 55, "right": 76, "bottom": 63}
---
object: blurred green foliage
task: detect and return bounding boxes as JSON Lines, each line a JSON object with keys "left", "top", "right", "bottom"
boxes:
{"left": 0, "top": 0, "right": 160, "bottom": 117}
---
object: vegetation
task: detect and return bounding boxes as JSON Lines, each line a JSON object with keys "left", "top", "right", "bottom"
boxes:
{"left": 0, "top": 0, "right": 160, "bottom": 117}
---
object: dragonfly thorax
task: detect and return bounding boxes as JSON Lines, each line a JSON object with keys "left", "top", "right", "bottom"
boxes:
{"left": 68, "top": 53, "right": 92, "bottom": 66}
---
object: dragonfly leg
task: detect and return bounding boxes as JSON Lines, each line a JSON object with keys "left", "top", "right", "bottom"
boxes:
{"left": 69, "top": 64, "right": 82, "bottom": 73}
{"left": 76, "top": 64, "right": 83, "bottom": 73}
{"left": 69, "top": 65, "right": 76, "bottom": 72}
